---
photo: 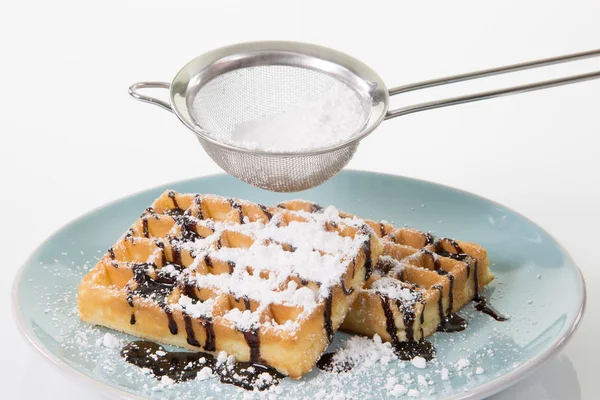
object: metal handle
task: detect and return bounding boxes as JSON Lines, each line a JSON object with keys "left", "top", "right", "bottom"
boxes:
{"left": 128, "top": 82, "right": 172, "bottom": 112}
{"left": 385, "top": 49, "right": 600, "bottom": 120}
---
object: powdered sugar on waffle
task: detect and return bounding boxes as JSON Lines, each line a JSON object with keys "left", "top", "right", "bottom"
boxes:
{"left": 174, "top": 204, "right": 370, "bottom": 321}
{"left": 370, "top": 278, "right": 417, "bottom": 303}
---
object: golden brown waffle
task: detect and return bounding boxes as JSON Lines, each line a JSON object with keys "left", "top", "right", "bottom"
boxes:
{"left": 277, "top": 200, "right": 494, "bottom": 346}
{"left": 78, "top": 191, "right": 383, "bottom": 378}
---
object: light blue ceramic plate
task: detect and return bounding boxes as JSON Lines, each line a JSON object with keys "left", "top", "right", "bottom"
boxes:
{"left": 13, "top": 171, "right": 585, "bottom": 399}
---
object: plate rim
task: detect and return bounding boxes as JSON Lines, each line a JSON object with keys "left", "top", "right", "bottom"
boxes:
{"left": 11, "top": 170, "right": 587, "bottom": 400}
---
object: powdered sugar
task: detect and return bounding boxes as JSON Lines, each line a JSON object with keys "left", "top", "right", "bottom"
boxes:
{"left": 221, "top": 83, "right": 368, "bottom": 152}
{"left": 175, "top": 201, "right": 370, "bottom": 320}
{"left": 223, "top": 308, "right": 261, "bottom": 331}
{"left": 370, "top": 278, "right": 417, "bottom": 303}
{"left": 411, "top": 356, "right": 427, "bottom": 369}
{"left": 96, "top": 332, "right": 122, "bottom": 349}
{"left": 176, "top": 296, "right": 215, "bottom": 318}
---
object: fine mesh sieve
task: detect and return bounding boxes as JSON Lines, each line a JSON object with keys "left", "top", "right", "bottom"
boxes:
{"left": 130, "top": 42, "right": 600, "bottom": 192}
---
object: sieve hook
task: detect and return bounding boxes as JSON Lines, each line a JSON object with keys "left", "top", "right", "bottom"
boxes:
{"left": 385, "top": 48, "right": 600, "bottom": 120}
{"left": 128, "top": 82, "right": 173, "bottom": 112}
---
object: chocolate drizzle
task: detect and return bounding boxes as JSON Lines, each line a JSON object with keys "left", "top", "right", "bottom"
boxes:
{"left": 129, "top": 313, "right": 136, "bottom": 325}
{"left": 121, "top": 341, "right": 283, "bottom": 390}
{"left": 433, "top": 284, "right": 468, "bottom": 332}
{"left": 204, "top": 254, "right": 213, "bottom": 269}
{"left": 340, "top": 278, "right": 354, "bottom": 295}
{"left": 432, "top": 239, "right": 508, "bottom": 322}
{"left": 381, "top": 296, "right": 399, "bottom": 345}
{"left": 361, "top": 227, "right": 373, "bottom": 280}
{"left": 142, "top": 218, "right": 149, "bottom": 238}
{"left": 108, "top": 247, "right": 115, "bottom": 259}
{"left": 259, "top": 204, "right": 272, "bottom": 221}
{"left": 129, "top": 263, "right": 178, "bottom": 335}
{"left": 183, "top": 317, "right": 201, "bottom": 347}
{"left": 424, "top": 232, "right": 435, "bottom": 245}
{"left": 202, "top": 320, "right": 216, "bottom": 351}
{"left": 393, "top": 340, "right": 436, "bottom": 361}
{"left": 437, "top": 313, "right": 468, "bottom": 332}
{"left": 243, "top": 329, "right": 261, "bottom": 363}
{"left": 311, "top": 203, "right": 323, "bottom": 213}
{"left": 229, "top": 198, "right": 244, "bottom": 224}
{"left": 194, "top": 195, "right": 204, "bottom": 220}
{"left": 171, "top": 244, "right": 182, "bottom": 266}
{"left": 227, "top": 260, "right": 236, "bottom": 273}
{"left": 324, "top": 293, "right": 334, "bottom": 343}
{"left": 317, "top": 352, "right": 354, "bottom": 373}
{"left": 167, "top": 191, "right": 184, "bottom": 216}
{"left": 474, "top": 296, "right": 508, "bottom": 321}
{"left": 243, "top": 296, "right": 251, "bottom": 310}
{"left": 379, "top": 223, "right": 386, "bottom": 237}
{"left": 176, "top": 215, "right": 202, "bottom": 242}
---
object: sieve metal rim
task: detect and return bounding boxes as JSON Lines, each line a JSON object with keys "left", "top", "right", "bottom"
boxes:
{"left": 171, "top": 41, "right": 389, "bottom": 157}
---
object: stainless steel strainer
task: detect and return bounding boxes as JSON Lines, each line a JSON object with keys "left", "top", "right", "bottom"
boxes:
{"left": 129, "top": 41, "right": 600, "bottom": 192}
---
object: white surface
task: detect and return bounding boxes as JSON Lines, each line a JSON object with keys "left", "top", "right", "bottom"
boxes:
{"left": 1, "top": 0, "right": 598, "bottom": 398}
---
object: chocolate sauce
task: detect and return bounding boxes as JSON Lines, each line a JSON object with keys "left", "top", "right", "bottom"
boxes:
{"left": 165, "top": 192, "right": 184, "bottom": 217}
{"left": 242, "top": 296, "right": 251, "bottom": 310}
{"left": 126, "top": 286, "right": 134, "bottom": 307}
{"left": 130, "top": 263, "right": 178, "bottom": 335}
{"left": 259, "top": 204, "right": 272, "bottom": 221}
{"left": 300, "top": 278, "right": 309, "bottom": 286}
{"left": 177, "top": 216, "right": 202, "bottom": 242}
{"left": 340, "top": 278, "right": 354, "bottom": 295}
{"left": 130, "top": 313, "right": 136, "bottom": 325}
{"left": 324, "top": 294, "right": 334, "bottom": 343}
{"left": 171, "top": 244, "right": 182, "bottom": 266}
{"left": 317, "top": 352, "right": 354, "bottom": 373}
{"left": 419, "top": 297, "right": 426, "bottom": 339}
{"left": 433, "top": 284, "right": 468, "bottom": 332}
{"left": 424, "top": 232, "right": 435, "bottom": 245}
{"left": 380, "top": 296, "right": 400, "bottom": 345}
{"left": 121, "top": 341, "right": 283, "bottom": 390}
{"left": 311, "top": 203, "right": 323, "bottom": 213}
{"left": 393, "top": 340, "right": 436, "bottom": 361}
{"left": 474, "top": 296, "right": 508, "bottom": 321}
{"left": 361, "top": 227, "right": 373, "bottom": 280}
{"left": 108, "top": 247, "right": 115, "bottom": 259}
{"left": 183, "top": 316, "right": 201, "bottom": 347}
{"left": 204, "top": 254, "right": 213, "bottom": 268}
{"left": 436, "top": 238, "right": 463, "bottom": 254}
{"left": 202, "top": 320, "right": 216, "bottom": 351}
{"left": 428, "top": 251, "right": 455, "bottom": 315}
{"left": 243, "top": 329, "right": 261, "bottom": 363}
{"left": 379, "top": 223, "right": 386, "bottom": 237}
{"left": 228, "top": 198, "right": 244, "bottom": 223}
{"left": 422, "top": 249, "right": 441, "bottom": 271}
{"left": 437, "top": 313, "right": 468, "bottom": 332}
{"left": 401, "top": 300, "right": 417, "bottom": 342}
{"left": 142, "top": 218, "right": 149, "bottom": 238}
{"left": 472, "top": 256, "right": 480, "bottom": 297}
{"left": 227, "top": 260, "right": 236, "bottom": 273}
{"left": 194, "top": 195, "right": 204, "bottom": 220}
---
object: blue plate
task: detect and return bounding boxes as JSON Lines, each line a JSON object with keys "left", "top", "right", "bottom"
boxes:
{"left": 12, "top": 171, "right": 585, "bottom": 399}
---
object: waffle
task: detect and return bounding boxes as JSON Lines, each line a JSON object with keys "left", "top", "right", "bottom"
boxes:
{"left": 78, "top": 191, "right": 383, "bottom": 378}
{"left": 277, "top": 200, "right": 494, "bottom": 345}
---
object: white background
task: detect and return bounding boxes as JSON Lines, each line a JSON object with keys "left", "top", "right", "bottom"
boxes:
{"left": 1, "top": 1, "right": 599, "bottom": 398}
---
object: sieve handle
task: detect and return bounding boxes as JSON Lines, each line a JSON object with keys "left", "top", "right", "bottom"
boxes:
{"left": 385, "top": 49, "right": 600, "bottom": 120}
{"left": 128, "top": 82, "right": 173, "bottom": 112}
